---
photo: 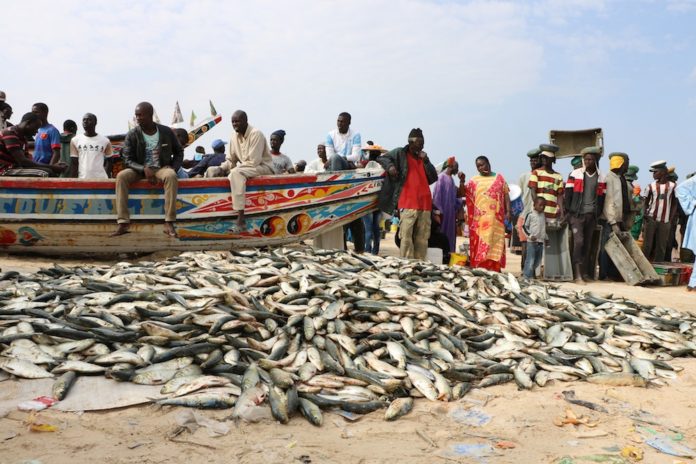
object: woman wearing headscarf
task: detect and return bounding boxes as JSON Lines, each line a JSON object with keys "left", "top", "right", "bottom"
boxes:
{"left": 465, "top": 156, "right": 511, "bottom": 272}
{"left": 432, "top": 156, "right": 464, "bottom": 252}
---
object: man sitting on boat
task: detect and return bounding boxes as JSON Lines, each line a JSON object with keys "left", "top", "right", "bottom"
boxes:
{"left": 0, "top": 112, "right": 67, "bottom": 177}
{"left": 111, "top": 102, "right": 183, "bottom": 238}
{"left": 190, "top": 139, "right": 227, "bottom": 178}
{"left": 205, "top": 110, "right": 274, "bottom": 231}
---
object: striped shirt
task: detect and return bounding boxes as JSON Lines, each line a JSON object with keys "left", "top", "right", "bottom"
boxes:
{"left": 528, "top": 168, "right": 564, "bottom": 218}
{"left": 646, "top": 181, "right": 676, "bottom": 223}
{"left": 0, "top": 126, "right": 27, "bottom": 174}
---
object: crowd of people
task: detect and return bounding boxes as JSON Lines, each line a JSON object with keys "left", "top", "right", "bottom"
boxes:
{"left": 0, "top": 91, "right": 694, "bottom": 289}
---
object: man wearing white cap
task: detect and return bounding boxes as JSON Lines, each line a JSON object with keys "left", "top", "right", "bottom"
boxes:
{"left": 642, "top": 160, "right": 676, "bottom": 262}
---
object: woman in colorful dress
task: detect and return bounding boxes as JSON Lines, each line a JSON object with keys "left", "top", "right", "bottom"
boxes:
{"left": 465, "top": 156, "right": 512, "bottom": 272}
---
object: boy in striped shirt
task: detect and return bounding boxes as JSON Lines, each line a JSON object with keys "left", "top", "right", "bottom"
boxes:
{"left": 528, "top": 150, "right": 565, "bottom": 220}
{"left": 642, "top": 160, "right": 677, "bottom": 262}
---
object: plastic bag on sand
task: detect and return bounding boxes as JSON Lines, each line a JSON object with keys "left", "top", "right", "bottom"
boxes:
{"left": 448, "top": 408, "right": 491, "bottom": 427}
{"left": 175, "top": 410, "right": 229, "bottom": 437}
{"left": 230, "top": 386, "right": 271, "bottom": 423}
{"left": 441, "top": 443, "right": 494, "bottom": 459}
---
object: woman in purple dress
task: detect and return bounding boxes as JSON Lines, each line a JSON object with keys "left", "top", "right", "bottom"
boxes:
{"left": 432, "top": 157, "right": 465, "bottom": 252}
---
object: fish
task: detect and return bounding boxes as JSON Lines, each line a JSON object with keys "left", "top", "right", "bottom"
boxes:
{"left": 0, "top": 356, "right": 54, "bottom": 379}
{"left": 0, "top": 246, "right": 692, "bottom": 428}
{"left": 52, "top": 371, "right": 77, "bottom": 400}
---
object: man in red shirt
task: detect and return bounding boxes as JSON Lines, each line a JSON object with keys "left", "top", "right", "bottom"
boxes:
{"left": 378, "top": 128, "right": 437, "bottom": 259}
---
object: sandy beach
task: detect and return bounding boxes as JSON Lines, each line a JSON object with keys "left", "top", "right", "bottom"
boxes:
{"left": 1, "top": 235, "right": 695, "bottom": 464}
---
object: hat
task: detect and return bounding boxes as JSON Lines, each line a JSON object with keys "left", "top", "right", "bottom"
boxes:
{"left": 608, "top": 151, "right": 628, "bottom": 160}
{"left": 539, "top": 143, "right": 559, "bottom": 153}
{"left": 540, "top": 150, "right": 555, "bottom": 159}
{"left": 211, "top": 139, "right": 227, "bottom": 150}
{"left": 361, "top": 144, "right": 387, "bottom": 153}
{"left": 649, "top": 160, "right": 667, "bottom": 172}
{"left": 571, "top": 156, "right": 582, "bottom": 168}
{"left": 527, "top": 148, "right": 542, "bottom": 158}
{"left": 271, "top": 129, "right": 286, "bottom": 138}
{"left": 408, "top": 128, "right": 424, "bottom": 139}
{"left": 580, "top": 146, "right": 602, "bottom": 155}
{"left": 627, "top": 165, "right": 639, "bottom": 175}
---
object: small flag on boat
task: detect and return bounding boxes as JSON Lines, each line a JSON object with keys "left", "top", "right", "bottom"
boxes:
{"left": 209, "top": 100, "right": 217, "bottom": 116}
{"left": 172, "top": 101, "right": 184, "bottom": 125}
{"left": 153, "top": 109, "right": 161, "bottom": 124}
{"left": 190, "top": 110, "right": 197, "bottom": 127}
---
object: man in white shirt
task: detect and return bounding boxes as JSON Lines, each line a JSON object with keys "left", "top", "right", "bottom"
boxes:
{"left": 326, "top": 112, "right": 361, "bottom": 171}
{"left": 305, "top": 144, "right": 327, "bottom": 173}
{"left": 70, "top": 113, "right": 112, "bottom": 179}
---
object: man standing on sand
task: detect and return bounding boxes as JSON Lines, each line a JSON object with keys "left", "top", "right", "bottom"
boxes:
{"left": 432, "top": 156, "right": 464, "bottom": 253}
{"left": 564, "top": 147, "right": 605, "bottom": 283}
{"left": 529, "top": 149, "right": 565, "bottom": 221}
{"left": 0, "top": 113, "right": 67, "bottom": 177}
{"left": 599, "top": 152, "right": 629, "bottom": 280}
{"left": 642, "top": 160, "right": 677, "bottom": 262}
{"left": 207, "top": 110, "right": 274, "bottom": 231}
{"left": 305, "top": 144, "right": 327, "bottom": 173}
{"left": 112, "top": 102, "right": 182, "bottom": 238}
{"left": 31, "top": 103, "right": 61, "bottom": 165}
{"left": 378, "top": 128, "right": 438, "bottom": 260}
{"left": 517, "top": 148, "right": 542, "bottom": 270}
{"left": 70, "top": 113, "right": 112, "bottom": 179}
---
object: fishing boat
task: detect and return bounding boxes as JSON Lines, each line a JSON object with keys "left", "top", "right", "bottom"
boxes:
{"left": 0, "top": 167, "right": 384, "bottom": 256}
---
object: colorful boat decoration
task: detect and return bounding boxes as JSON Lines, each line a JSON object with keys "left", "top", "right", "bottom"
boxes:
{"left": 0, "top": 167, "right": 385, "bottom": 256}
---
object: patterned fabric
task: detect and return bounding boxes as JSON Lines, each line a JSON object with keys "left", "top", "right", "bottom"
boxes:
{"left": 0, "top": 126, "right": 27, "bottom": 174}
{"left": 465, "top": 173, "right": 509, "bottom": 271}
{"left": 528, "top": 168, "right": 564, "bottom": 218}
{"left": 646, "top": 181, "right": 676, "bottom": 223}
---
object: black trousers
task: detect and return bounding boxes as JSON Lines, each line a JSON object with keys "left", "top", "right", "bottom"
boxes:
{"left": 344, "top": 219, "right": 365, "bottom": 253}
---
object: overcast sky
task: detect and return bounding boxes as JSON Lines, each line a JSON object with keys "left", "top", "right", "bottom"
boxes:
{"left": 3, "top": 0, "right": 696, "bottom": 185}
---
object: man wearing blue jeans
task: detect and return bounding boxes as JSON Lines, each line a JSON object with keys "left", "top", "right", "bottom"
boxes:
{"left": 523, "top": 197, "right": 547, "bottom": 279}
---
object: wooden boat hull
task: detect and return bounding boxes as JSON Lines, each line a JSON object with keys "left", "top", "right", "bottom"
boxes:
{"left": 0, "top": 168, "right": 384, "bottom": 256}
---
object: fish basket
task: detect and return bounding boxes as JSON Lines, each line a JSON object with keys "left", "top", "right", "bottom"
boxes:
{"left": 449, "top": 252, "right": 468, "bottom": 267}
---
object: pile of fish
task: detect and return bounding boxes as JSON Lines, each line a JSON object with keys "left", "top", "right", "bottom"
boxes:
{"left": 1, "top": 248, "right": 695, "bottom": 426}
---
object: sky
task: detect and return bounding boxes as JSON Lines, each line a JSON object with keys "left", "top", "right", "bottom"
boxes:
{"left": 3, "top": 0, "right": 696, "bottom": 186}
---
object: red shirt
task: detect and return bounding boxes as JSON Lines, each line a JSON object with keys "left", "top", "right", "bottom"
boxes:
{"left": 398, "top": 154, "right": 432, "bottom": 211}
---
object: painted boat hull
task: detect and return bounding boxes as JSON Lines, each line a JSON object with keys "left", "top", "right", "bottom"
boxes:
{"left": 0, "top": 168, "right": 384, "bottom": 256}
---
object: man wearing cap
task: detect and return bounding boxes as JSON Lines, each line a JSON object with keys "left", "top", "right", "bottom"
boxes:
{"left": 305, "top": 144, "right": 327, "bottom": 173}
{"left": 433, "top": 156, "right": 465, "bottom": 254}
{"left": 564, "top": 146, "right": 606, "bottom": 282}
{"left": 190, "top": 139, "right": 227, "bottom": 178}
{"left": 529, "top": 147, "right": 565, "bottom": 221}
{"left": 676, "top": 173, "right": 696, "bottom": 291}
{"left": 642, "top": 161, "right": 677, "bottom": 262}
{"left": 378, "top": 128, "right": 438, "bottom": 260}
{"left": 599, "top": 152, "right": 630, "bottom": 280}
{"left": 517, "top": 148, "right": 542, "bottom": 270}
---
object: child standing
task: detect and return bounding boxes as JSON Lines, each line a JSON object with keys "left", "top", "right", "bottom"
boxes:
{"left": 523, "top": 197, "right": 548, "bottom": 279}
